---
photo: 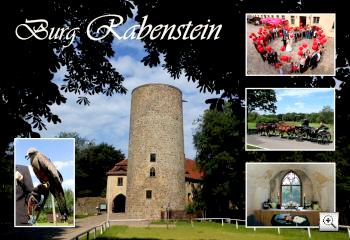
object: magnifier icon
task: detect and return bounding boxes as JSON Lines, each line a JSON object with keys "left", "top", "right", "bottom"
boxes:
{"left": 323, "top": 215, "right": 336, "bottom": 228}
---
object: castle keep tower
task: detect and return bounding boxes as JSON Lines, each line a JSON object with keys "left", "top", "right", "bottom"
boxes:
{"left": 126, "top": 84, "right": 186, "bottom": 219}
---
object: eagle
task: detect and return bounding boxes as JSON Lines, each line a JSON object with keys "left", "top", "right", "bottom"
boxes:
{"left": 26, "top": 147, "right": 68, "bottom": 221}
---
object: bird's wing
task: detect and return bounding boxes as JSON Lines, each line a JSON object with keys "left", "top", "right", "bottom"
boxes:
{"left": 36, "top": 153, "right": 63, "bottom": 183}
{"left": 36, "top": 153, "right": 68, "bottom": 217}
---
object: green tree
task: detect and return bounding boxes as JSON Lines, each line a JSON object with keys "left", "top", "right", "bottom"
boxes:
{"left": 57, "top": 132, "right": 95, "bottom": 151}
{"left": 64, "top": 189, "right": 74, "bottom": 214}
{"left": 247, "top": 90, "right": 277, "bottom": 113}
{"left": 43, "top": 189, "right": 74, "bottom": 215}
{"left": 58, "top": 132, "right": 124, "bottom": 197}
{"left": 76, "top": 143, "right": 125, "bottom": 197}
{"left": 247, "top": 112, "right": 259, "bottom": 122}
{"left": 193, "top": 104, "right": 244, "bottom": 217}
{"left": 318, "top": 106, "right": 334, "bottom": 124}
{"left": 256, "top": 115, "right": 279, "bottom": 124}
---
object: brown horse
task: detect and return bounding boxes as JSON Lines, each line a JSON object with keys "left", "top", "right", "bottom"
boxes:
{"left": 276, "top": 122, "right": 296, "bottom": 138}
{"left": 256, "top": 123, "right": 277, "bottom": 136}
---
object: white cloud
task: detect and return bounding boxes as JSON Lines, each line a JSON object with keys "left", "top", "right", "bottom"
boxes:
{"left": 28, "top": 166, "right": 35, "bottom": 178}
{"left": 277, "top": 88, "right": 332, "bottom": 101}
{"left": 41, "top": 40, "right": 219, "bottom": 160}
{"left": 294, "top": 102, "right": 305, "bottom": 109}
{"left": 53, "top": 160, "right": 74, "bottom": 171}
{"left": 62, "top": 178, "right": 75, "bottom": 190}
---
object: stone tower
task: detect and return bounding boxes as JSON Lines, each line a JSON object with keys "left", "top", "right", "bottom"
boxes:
{"left": 126, "top": 84, "right": 186, "bottom": 219}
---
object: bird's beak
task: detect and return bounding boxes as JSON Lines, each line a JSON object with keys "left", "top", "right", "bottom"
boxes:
{"left": 25, "top": 155, "right": 29, "bottom": 160}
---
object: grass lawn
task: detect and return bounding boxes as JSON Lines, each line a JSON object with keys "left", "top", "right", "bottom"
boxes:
{"left": 35, "top": 222, "right": 74, "bottom": 226}
{"left": 248, "top": 122, "right": 257, "bottom": 130}
{"left": 96, "top": 222, "right": 348, "bottom": 240}
{"left": 246, "top": 144, "right": 262, "bottom": 149}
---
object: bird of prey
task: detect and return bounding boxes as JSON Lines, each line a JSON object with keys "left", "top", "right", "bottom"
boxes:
{"left": 26, "top": 147, "right": 68, "bottom": 222}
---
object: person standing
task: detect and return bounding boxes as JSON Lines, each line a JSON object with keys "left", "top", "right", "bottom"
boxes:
{"left": 310, "top": 50, "right": 321, "bottom": 69}
{"left": 16, "top": 165, "right": 34, "bottom": 226}
{"left": 282, "top": 36, "right": 287, "bottom": 48}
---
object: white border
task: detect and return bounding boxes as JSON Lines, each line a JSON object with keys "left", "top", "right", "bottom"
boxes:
{"left": 14, "top": 138, "right": 76, "bottom": 228}
{"left": 245, "top": 87, "right": 336, "bottom": 151}
{"left": 245, "top": 162, "right": 336, "bottom": 228}
{"left": 245, "top": 13, "right": 336, "bottom": 76}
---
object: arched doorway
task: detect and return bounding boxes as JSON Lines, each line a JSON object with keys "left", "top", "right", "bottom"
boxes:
{"left": 112, "top": 194, "right": 126, "bottom": 213}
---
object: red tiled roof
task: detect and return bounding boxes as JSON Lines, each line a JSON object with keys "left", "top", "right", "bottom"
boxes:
{"left": 115, "top": 159, "right": 128, "bottom": 166}
{"left": 106, "top": 159, "right": 128, "bottom": 176}
{"left": 185, "top": 158, "right": 204, "bottom": 181}
{"left": 107, "top": 158, "right": 203, "bottom": 180}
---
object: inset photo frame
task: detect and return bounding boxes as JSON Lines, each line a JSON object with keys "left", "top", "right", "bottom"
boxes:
{"left": 246, "top": 13, "right": 335, "bottom": 76}
{"left": 14, "top": 138, "right": 75, "bottom": 227}
{"left": 246, "top": 162, "right": 336, "bottom": 228}
{"left": 245, "top": 88, "right": 335, "bottom": 151}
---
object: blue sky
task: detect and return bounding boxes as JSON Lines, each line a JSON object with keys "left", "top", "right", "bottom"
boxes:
{"left": 40, "top": 15, "right": 219, "bottom": 160}
{"left": 275, "top": 89, "right": 335, "bottom": 114}
{"left": 15, "top": 138, "right": 75, "bottom": 191}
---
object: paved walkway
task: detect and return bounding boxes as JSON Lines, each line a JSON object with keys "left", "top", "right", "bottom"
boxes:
{"left": 7, "top": 214, "right": 107, "bottom": 240}
{"left": 8, "top": 213, "right": 155, "bottom": 240}
{"left": 246, "top": 23, "right": 335, "bottom": 75}
{"left": 246, "top": 134, "right": 334, "bottom": 150}
{"left": 52, "top": 214, "right": 107, "bottom": 240}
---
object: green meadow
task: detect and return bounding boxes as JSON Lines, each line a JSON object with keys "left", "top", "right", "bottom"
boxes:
{"left": 93, "top": 222, "right": 348, "bottom": 240}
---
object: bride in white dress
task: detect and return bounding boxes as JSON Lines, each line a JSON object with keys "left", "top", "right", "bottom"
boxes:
{"left": 286, "top": 39, "right": 293, "bottom": 52}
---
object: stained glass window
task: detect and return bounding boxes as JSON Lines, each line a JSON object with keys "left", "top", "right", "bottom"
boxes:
{"left": 281, "top": 171, "right": 301, "bottom": 208}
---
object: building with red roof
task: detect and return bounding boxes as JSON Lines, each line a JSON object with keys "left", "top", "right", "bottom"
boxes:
{"left": 106, "top": 158, "right": 203, "bottom": 214}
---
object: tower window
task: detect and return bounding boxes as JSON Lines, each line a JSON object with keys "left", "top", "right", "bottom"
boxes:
{"left": 150, "top": 153, "right": 156, "bottom": 162}
{"left": 150, "top": 167, "right": 156, "bottom": 177}
{"left": 117, "top": 177, "right": 123, "bottom": 186}
{"left": 146, "top": 190, "right": 152, "bottom": 199}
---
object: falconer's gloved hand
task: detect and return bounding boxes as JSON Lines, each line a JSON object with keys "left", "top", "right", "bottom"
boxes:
{"left": 15, "top": 171, "right": 23, "bottom": 182}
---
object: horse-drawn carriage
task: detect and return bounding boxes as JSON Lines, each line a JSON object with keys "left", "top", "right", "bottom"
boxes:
{"left": 295, "top": 125, "right": 331, "bottom": 144}
{"left": 255, "top": 121, "right": 332, "bottom": 144}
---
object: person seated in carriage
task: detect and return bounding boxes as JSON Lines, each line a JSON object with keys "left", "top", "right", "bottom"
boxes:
{"left": 301, "top": 118, "right": 309, "bottom": 127}
{"left": 316, "top": 120, "right": 327, "bottom": 132}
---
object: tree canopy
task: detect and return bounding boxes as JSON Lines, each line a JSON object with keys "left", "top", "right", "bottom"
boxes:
{"left": 58, "top": 132, "right": 124, "bottom": 197}
{"left": 2, "top": 0, "right": 135, "bottom": 156}
{"left": 193, "top": 104, "right": 244, "bottom": 217}
{"left": 247, "top": 89, "right": 277, "bottom": 113}
{"left": 58, "top": 132, "right": 125, "bottom": 197}
{"left": 248, "top": 106, "right": 335, "bottom": 124}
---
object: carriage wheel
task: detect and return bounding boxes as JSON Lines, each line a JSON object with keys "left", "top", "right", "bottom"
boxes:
{"left": 296, "top": 132, "right": 303, "bottom": 141}
{"left": 324, "top": 132, "right": 331, "bottom": 144}
{"left": 302, "top": 132, "right": 308, "bottom": 141}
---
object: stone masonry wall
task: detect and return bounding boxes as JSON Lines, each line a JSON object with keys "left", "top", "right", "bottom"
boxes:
{"left": 106, "top": 175, "right": 127, "bottom": 213}
{"left": 126, "top": 84, "right": 186, "bottom": 219}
